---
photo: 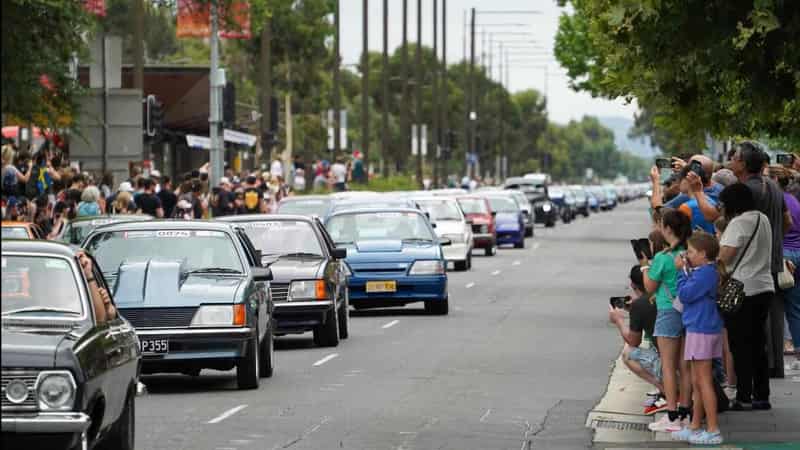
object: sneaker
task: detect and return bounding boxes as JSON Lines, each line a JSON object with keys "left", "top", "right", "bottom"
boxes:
{"left": 752, "top": 400, "right": 772, "bottom": 410}
{"left": 644, "top": 397, "right": 667, "bottom": 415}
{"left": 723, "top": 385, "right": 737, "bottom": 400}
{"left": 671, "top": 426, "right": 702, "bottom": 442}
{"left": 688, "top": 430, "right": 724, "bottom": 445}
{"left": 643, "top": 391, "right": 662, "bottom": 407}
{"left": 648, "top": 414, "right": 682, "bottom": 432}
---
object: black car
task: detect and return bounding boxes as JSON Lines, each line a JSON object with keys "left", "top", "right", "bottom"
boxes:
{"left": 218, "top": 215, "right": 349, "bottom": 347}
{"left": 503, "top": 178, "right": 557, "bottom": 228}
{"left": 2, "top": 240, "right": 140, "bottom": 450}
{"left": 83, "top": 221, "right": 274, "bottom": 390}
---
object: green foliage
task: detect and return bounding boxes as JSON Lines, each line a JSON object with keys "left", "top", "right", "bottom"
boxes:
{"left": 349, "top": 175, "right": 420, "bottom": 192}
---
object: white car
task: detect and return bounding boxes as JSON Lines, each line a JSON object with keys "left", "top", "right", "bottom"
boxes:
{"left": 413, "top": 197, "right": 474, "bottom": 271}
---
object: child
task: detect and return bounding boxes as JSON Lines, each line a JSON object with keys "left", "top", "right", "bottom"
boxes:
{"left": 672, "top": 232, "right": 725, "bottom": 445}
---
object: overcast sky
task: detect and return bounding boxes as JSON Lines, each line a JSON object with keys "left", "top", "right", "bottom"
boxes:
{"left": 338, "top": 0, "right": 638, "bottom": 125}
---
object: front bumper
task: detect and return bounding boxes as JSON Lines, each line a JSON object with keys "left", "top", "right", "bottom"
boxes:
{"left": 1, "top": 412, "right": 90, "bottom": 433}
{"left": 496, "top": 229, "right": 523, "bottom": 245}
{"left": 472, "top": 233, "right": 495, "bottom": 249}
{"left": 442, "top": 242, "right": 470, "bottom": 262}
{"left": 348, "top": 274, "right": 447, "bottom": 306}
{"left": 136, "top": 327, "right": 254, "bottom": 364}
{"left": 273, "top": 300, "right": 334, "bottom": 333}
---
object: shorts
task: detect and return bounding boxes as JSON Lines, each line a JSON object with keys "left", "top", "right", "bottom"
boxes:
{"left": 684, "top": 332, "right": 723, "bottom": 361}
{"left": 653, "top": 308, "right": 684, "bottom": 338}
{"left": 628, "top": 346, "right": 662, "bottom": 382}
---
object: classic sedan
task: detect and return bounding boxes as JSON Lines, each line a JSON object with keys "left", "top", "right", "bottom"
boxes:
{"left": 276, "top": 195, "right": 333, "bottom": 218}
{"left": 456, "top": 196, "right": 497, "bottom": 256}
{"left": 324, "top": 208, "right": 450, "bottom": 314}
{"left": 83, "top": 221, "right": 274, "bottom": 390}
{"left": 2, "top": 240, "right": 140, "bottom": 450}
{"left": 413, "top": 197, "right": 473, "bottom": 271}
{"left": 218, "top": 215, "right": 349, "bottom": 347}
{"left": 1, "top": 221, "right": 44, "bottom": 239}
{"left": 58, "top": 214, "right": 153, "bottom": 245}
{"left": 480, "top": 194, "right": 526, "bottom": 249}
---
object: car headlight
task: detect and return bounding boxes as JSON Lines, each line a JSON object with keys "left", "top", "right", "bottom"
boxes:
{"left": 289, "top": 280, "right": 328, "bottom": 300}
{"left": 542, "top": 203, "right": 552, "bottom": 212}
{"left": 478, "top": 224, "right": 488, "bottom": 233}
{"left": 409, "top": 260, "right": 445, "bottom": 275}
{"left": 5, "top": 380, "right": 29, "bottom": 404}
{"left": 443, "top": 233, "right": 465, "bottom": 243}
{"left": 191, "top": 304, "right": 246, "bottom": 327}
{"left": 37, "top": 371, "right": 76, "bottom": 411}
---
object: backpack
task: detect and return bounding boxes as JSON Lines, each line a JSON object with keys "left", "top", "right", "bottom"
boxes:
{"left": 2, "top": 167, "right": 17, "bottom": 196}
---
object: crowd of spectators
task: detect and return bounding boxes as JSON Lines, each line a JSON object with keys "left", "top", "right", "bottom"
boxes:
{"left": 608, "top": 142, "right": 800, "bottom": 445}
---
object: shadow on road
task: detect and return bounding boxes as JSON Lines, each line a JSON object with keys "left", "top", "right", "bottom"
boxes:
{"left": 349, "top": 308, "right": 430, "bottom": 317}
{"left": 140, "top": 373, "right": 238, "bottom": 394}
{"left": 274, "top": 336, "right": 317, "bottom": 351}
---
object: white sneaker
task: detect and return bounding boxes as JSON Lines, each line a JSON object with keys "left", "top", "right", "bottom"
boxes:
{"left": 789, "top": 359, "right": 800, "bottom": 371}
{"left": 648, "top": 414, "right": 682, "bottom": 433}
{"left": 724, "top": 385, "right": 737, "bottom": 400}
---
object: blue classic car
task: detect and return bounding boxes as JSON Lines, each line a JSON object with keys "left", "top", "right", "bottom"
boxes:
{"left": 83, "top": 221, "right": 274, "bottom": 390}
{"left": 324, "top": 208, "right": 450, "bottom": 314}
{"left": 480, "top": 194, "right": 526, "bottom": 249}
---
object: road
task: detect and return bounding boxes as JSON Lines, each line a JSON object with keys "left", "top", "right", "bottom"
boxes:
{"left": 135, "top": 200, "right": 648, "bottom": 450}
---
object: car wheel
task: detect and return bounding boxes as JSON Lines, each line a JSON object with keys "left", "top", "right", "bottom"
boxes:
{"left": 485, "top": 245, "right": 497, "bottom": 256}
{"left": 338, "top": 291, "right": 349, "bottom": 339}
{"left": 424, "top": 297, "right": 449, "bottom": 315}
{"left": 466, "top": 252, "right": 472, "bottom": 270}
{"left": 259, "top": 329, "right": 274, "bottom": 378}
{"left": 525, "top": 227, "right": 533, "bottom": 237}
{"left": 514, "top": 238, "right": 525, "bottom": 249}
{"left": 545, "top": 220, "right": 555, "bottom": 228}
{"left": 454, "top": 259, "right": 468, "bottom": 271}
{"left": 96, "top": 387, "right": 134, "bottom": 450}
{"left": 236, "top": 334, "right": 260, "bottom": 389}
{"left": 313, "top": 306, "right": 340, "bottom": 347}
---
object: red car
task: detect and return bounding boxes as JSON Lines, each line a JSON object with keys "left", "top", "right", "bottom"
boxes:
{"left": 457, "top": 196, "right": 497, "bottom": 256}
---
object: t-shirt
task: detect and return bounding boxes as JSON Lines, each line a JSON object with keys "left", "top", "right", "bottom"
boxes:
{"left": 136, "top": 193, "right": 162, "bottom": 216}
{"left": 157, "top": 190, "right": 177, "bottom": 218}
{"left": 628, "top": 294, "right": 657, "bottom": 342}
{"left": 271, "top": 160, "right": 284, "bottom": 178}
{"left": 720, "top": 210, "right": 774, "bottom": 296}
{"left": 664, "top": 183, "right": 724, "bottom": 209}
{"left": 679, "top": 197, "right": 717, "bottom": 234}
{"left": 783, "top": 192, "right": 800, "bottom": 251}
{"left": 242, "top": 187, "right": 262, "bottom": 213}
{"left": 649, "top": 247, "right": 684, "bottom": 310}
{"left": 352, "top": 159, "right": 365, "bottom": 182}
{"left": 744, "top": 175, "right": 785, "bottom": 273}
{"left": 331, "top": 163, "right": 347, "bottom": 183}
{"left": 213, "top": 190, "right": 236, "bottom": 217}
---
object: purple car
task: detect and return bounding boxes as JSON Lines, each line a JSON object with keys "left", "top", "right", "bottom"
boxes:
{"left": 481, "top": 194, "right": 526, "bottom": 249}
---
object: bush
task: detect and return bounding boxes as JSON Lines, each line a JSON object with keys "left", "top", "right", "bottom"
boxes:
{"left": 349, "top": 176, "right": 419, "bottom": 192}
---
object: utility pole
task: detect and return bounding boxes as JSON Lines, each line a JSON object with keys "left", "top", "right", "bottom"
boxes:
{"left": 333, "top": 0, "right": 341, "bottom": 157}
{"left": 260, "top": 15, "right": 273, "bottom": 166}
{"left": 209, "top": 0, "right": 223, "bottom": 187}
{"left": 382, "top": 0, "right": 389, "bottom": 176}
{"left": 361, "top": 0, "right": 369, "bottom": 180}
{"left": 400, "top": 0, "right": 409, "bottom": 172}
{"left": 133, "top": 0, "right": 144, "bottom": 90}
{"left": 441, "top": 0, "right": 448, "bottom": 184}
{"left": 432, "top": 0, "right": 439, "bottom": 188}
{"left": 469, "top": 8, "right": 476, "bottom": 179}
{"left": 416, "top": 0, "right": 423, "bottom": 188}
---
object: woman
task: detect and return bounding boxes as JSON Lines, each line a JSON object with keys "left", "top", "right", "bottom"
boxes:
{"left": 112, "top": 191, "right": 134, "bottom": 214}
{"left": 76, "top": 186, "right": 102, "bottom": 217}
{"left": 718, "top": 183, "right": 774, "bottom": 410}
{"left": 2, "top": 145, "right": 31, "bottom": 197}
{"left": 642, "top": 209, "right": 693, "bottom": 432}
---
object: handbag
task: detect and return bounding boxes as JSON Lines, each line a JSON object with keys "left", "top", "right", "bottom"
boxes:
{"left": 717, "top": 215, "right": 760, "bottom": 314}
{"left": 778, "top": 259, "right": 795, "bottom": 290}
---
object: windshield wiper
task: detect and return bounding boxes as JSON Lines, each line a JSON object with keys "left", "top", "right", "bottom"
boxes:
{"left": 2, "top": 307, "right": 81, "bottom": 316}
{"left": 280, "top": 252, "right": 323, "bottom": 258}
{"left": 334, "top": 240, "right": 354, "bottom": 245}
{"left": 184, "top": 267, "right": 243, "bottom": 275}
{"left": 402, "top": 238, "right": 434, "bottom": 243}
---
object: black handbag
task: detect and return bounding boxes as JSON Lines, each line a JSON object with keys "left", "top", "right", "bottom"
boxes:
{"left": 717, "top": 215, "right": 760, "bottom": 315}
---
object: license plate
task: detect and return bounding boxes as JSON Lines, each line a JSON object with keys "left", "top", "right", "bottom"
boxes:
{"left": 139, "top": 338, "right": 169, "bottom": 355}
{"left": 366, "top": 281, "right": 397, "bottom": 293}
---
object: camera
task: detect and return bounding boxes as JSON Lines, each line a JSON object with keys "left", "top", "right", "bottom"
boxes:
{"left": 777, "top": 153, "right": 795, "bottom": 167}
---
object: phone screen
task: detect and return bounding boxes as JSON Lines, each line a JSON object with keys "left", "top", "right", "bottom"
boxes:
{"left": 630, "top": 239, "right": 643, "bottom": 260}
{"left": 777, "top": 154, "right": 794, "bottom": 166}
{"left": 609, "top": 296, "right": 629, "bottom": 309}
{"left": 636, "top": 238, "right": 652, "bottom": 260}
{"left": 655, "top": 158, "right": 671, "bottom": 169}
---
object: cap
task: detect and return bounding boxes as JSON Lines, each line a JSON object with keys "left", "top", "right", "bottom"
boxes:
{"left": 246, "top": 175, "right": 257, "bottom": 184}
{"left": 219, "top": 177, "right": 231, "bottom": 186}
{"left": 150, "top": 170, "right": 161, "bottom": 178}
{"left": 118, "top": 181, "right": 134, "bottom": 192}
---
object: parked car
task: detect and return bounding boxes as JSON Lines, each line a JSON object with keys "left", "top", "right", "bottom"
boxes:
{"left": 586, "top": 190, "right": 600, "bottom": 212}
{"left": 1, "top": 221, "right": 44, "bottom": 239}
{"left": 569, "top": 186, "right": 591, "bottom": 217}
{"left": 507, "top": 190, "right": 534, "bottom": 237}
{"left": 412, "top": 197, "right": 474, "bottom": 271}
{"left": 603, "top": 185, "right": 619, "bottom": 209}
{"left": 504, "top": 177, "right": 557, "bottom": 228}
{"left": 58, "top": 214, "right": 154, "bottom": 245}
{"left": 547, "top": 187, "right": 576, "bottom": 223}
{"left": 2, "top": 240, "right": 140, "bottom": 450}
{"left": 456, "top": 196, "right": 497, "bottom": 256}
{"left": 587, "top": 186, "right": 610, "bottom": 210}
{"left": 83, "top": 221, "right": 274, "bottom": 389}
{"left": 480, "top": 194, "right": 526, "bottom": 249}
{"left": 276, "top": 195, "right": 333, "bottom": 218}
{"left": 218, "top": 214, "right": 349, "bottom": 347}
{"left": 324, "top": 208, "right": 450, "bottom": 314}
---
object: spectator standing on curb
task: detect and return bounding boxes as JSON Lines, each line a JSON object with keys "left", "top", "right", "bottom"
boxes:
{"left": 331, "top": 156, "right": 347, "bottom": 192}
{"left": 157, "top": 176, "right": 177, "bottom": 218}
{"left": 136, "top": 178, "right": 164, "bottom": 218}
{"left": 76, "top": 186, "right": 102, "bottom": 217}
{"left": 2, "top": 145, "right": 32, "bottom": 197}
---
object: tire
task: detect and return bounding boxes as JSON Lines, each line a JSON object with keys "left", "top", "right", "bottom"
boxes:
{"left": 236, "top": 334, "right": 260, "bottom": 390}
{"left": 484, "top": 245, "right": 497, "bottom": 256}
{"left": 545, "top": 220, "right": 555, "bottom": 228}
{"left": 425, "top": 297, "right": 449, "bottom": 315}
{"left": 524, "top": 227, "right": 533, "bottom": 237}
{"left": 454, "top": 259, "right": 468, "bottom": 271}
{"left": 313, "top": 307, "right": 340, "bottom": 347}
{"left": 466, "top": 253, "right": 472, "bottom": 270}
{"left": 96, "top": 388, "right": 134, "bottom": 450}
{"left": 514, "top": 237, "right": 525, "bottom": 249}
{"left": 338, "top": 291, "right": 349, "bottom": 339}
{"left": 259, "top": 329, "right": 274, "bottom": 378}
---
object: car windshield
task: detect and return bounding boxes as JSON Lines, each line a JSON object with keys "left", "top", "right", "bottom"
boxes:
{"left": 1, "top": 227, "right": 29, "bottom": 239}
{"left": 511, "top": 193, "right": 529, "bottom": 207}
{"left": 326, "top": 211, "right": 435, "bottom": 244}
{"left": 2, "top": 255, "right": 83, "bottom": 316}
{"left": 238, "top": 220, "right": 324, "bottom": 257}
{"left": 457, "top": 198, "right": 489, "bottom": 214}
{"left": 485, "top": 197, "right": 520, "bottom": 213}
{"left": 85, "top": 229, "right": 243, "bottom": 275}
{"left": 549, "top": 188, "right": 565, "bottom": 198}
{"left": 277, "top": 199, "right": 331, "bottom": 217}
{"left": 416, "top": 200, "right": 462, "bottom": 221}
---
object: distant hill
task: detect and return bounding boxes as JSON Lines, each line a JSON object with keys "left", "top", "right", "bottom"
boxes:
{"left": 597, "top": 116, "right": 662, "bottom": 159}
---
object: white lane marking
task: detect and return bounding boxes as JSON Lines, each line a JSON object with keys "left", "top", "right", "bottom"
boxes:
{"left": 313, "top": 353, "right": 339, "bottom": 367}
{"left": 230, "top": 439, "right": 251, "bottom": 445}
{"left": 480, "top": 408, "right": 492, "bottom": 423}
{"left": 465, "top": 282, "right": 476, "bottom": 288}
{"left": 491, "top": 270, "right": 501, "bottom": 276}
{"left": 208, "top": 404, "right": 248, "bottom": 424}
{"left": 382, "top": 319, "right": 400, "bottom": 329}
{"left": 512, "top": 260, "right": 521, "bottom": 266}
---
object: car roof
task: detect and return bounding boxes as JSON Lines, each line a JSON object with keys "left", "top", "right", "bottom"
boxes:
{"left": 83, "top": 219, "right": 237, "bottom": 234}
{"left": 216, "top": 214, "right": 314, "bottom": 224}
{"left": 278, "top": 195, "right": 331, "bottom": 203}
{"left": 68, "top": 214, "right": 153, "bottom": 223}
{"left": 1, "top": 221, "right": 33, "bottom": 227}
{"left": 2, "top": 239, "right": 79, "bottom": 257}
{"left": 327, "top": 207, "right": 426, "bottom": 218}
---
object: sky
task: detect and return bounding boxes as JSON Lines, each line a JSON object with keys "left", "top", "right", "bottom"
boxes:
{"left": 338, "top": 0, "right": 639, "bottom": 125}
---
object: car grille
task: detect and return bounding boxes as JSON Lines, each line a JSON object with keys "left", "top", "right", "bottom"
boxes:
{"left": 471, "top": 224, "right": 488, "bottom": 234}
{"left": 119, "top": 307, "right": 198, "bottom": 328}
{"left": 270, "top": 283, "right": 290, "bottom": 303}
{"left": 1, "top": 369, "right": 40, "bottom": 412}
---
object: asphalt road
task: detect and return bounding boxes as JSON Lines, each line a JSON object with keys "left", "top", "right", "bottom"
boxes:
{"left": 135, "top": 200, "right": 648, "bottom": 450}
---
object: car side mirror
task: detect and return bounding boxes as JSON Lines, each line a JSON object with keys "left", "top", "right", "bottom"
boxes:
{"left": 253, "top": 267, "right": 272, "bottom": 282}
{"left": 431, "top": 222, "right": 437, "bottom": 229}
{"left": 439, "top": 238, "right": 452, "bottom": 246}
{"left": 332, "top": 247, "right": 347, "bottom": 259}
{"left": 254, "top": 250, "right": 263, "bottom": 262}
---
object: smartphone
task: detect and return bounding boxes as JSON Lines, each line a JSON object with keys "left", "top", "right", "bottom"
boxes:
{"left": 655, "top": 158, "right": 672, "bottom": 169}
{"left": 610, "top": 296, "right": 630, "bottom": 309}
{"left": 630, "top": 238, "right": 652, "bottom": 261}
{"left": 688, "top": 160, "right": 706, "bottom": 179}
{"left": 777, "top": 153, "right": 795, "bottom": 167}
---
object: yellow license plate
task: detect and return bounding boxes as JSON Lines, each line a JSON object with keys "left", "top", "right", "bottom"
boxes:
{"left": 366, "top": 281, "right": 397, "bottom": 293}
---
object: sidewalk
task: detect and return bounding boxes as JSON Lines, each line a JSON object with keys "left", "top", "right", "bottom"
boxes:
{"left": 586, "top": 349, "right": 800, "bottom": 449}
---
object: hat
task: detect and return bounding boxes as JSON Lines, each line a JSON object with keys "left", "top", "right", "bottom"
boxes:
{"left": 220, "top": 177, "right": 231, "bottom": 186}
{"left": 118, "top": 181, "right": 134, "bottom": 193}
{"left": 150, "top": 170, "right": 161, "bottom": 178}
{"left": 246, "top": 175, "right": 257, "bottom": 184}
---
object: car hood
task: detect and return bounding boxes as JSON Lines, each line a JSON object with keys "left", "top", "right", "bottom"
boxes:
{"left": 263, "top": 257, "right": 325, "bottom": 282}
{"left": 494, "top": 212, "right": 520, "bottom": 224}
{"left": 1, "top": 328, "right": 71, "bottom": 368}
{"left": 113, "top": 260, "right": 246, "bottom": 307}
{"left": 344, "top": 240, "right": 440, "bottom": 264}
{"left": 432, "top": 220, "right": 465, "bottom": 236}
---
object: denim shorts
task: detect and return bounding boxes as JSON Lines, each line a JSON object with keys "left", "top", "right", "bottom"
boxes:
{"left": 628, "top": 346, "right": 662, "bottom": 382}
{"left": 653, "top": 308, "right": 684, "bottom": 338}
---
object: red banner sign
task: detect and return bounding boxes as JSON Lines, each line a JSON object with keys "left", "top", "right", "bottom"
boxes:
{"left": 83, "top": 0, "right": 106, "bottom": 17}
{"left": 177, "top": 0, "right": 251, "bottom": 39}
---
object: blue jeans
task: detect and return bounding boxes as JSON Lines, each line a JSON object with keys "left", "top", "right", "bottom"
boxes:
{"left": 784, "top": 248, "right": 800, "bottom": 348}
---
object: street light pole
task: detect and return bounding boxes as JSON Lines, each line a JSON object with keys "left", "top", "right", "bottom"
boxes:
{"left": 441, "top": 0, "right": 448, "bottom": 185}
{"left": 333, "top": 0, "right": 341, "bottom": 157}
{"left": 382, "top": 0, "right": 389, "bottom": 176}
{"left": 209, "top": 0, "right": 223, "bottom": 188}
{"left": 469, "top": 8, "right": 476, "bottom": 179}
{"left": 432, "top": 0, "right": 439, "bottom": 188}
{"left": 400, "top": 0, "right": 409, "bottom": 172}
{"left": 415, "top": 0, "right": 423, "bottom": 188}
{"left": 361, "top": 0, "right": 369, "bottom": 180}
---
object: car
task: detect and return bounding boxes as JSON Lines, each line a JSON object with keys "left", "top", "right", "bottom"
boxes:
{"left": 330, "top": 197, "right": 421, "bottom": 215}
{"left": 324, "top": 208, "right": 449, "bottom": 314}
{"left": 547, "top": 187, "right": 576, "bottom": 223}
{"left": 217, "top": 214, "right": 349, "bottom": 347}
{"left": 602, "top": 185, "right": 619, "bottom": 209}
{"left": 276, "top": 195, "right": 333, "bottom": 218}
{"left": 1, "top": 240, "right": 140, "bottom": 450}
{"left": 479, "top": 193, "right": 526, "bottom": 249}
{"left": 456, "top": 196, "right": 497, "bottom": 256}
{"left": 507, "top": 190, "right": 535, "bottom": 237}
{"left": 58, "top": 214, "right": 154, "bottom": 245}
{"left": 503, "top": 177, "right": 557, "bottom": 228}
{"left": 1, "top": 221, "right": 44, "bottom": 239}
{"left": 569, "top": 186, "right": 591, "bottom": 217}
{"left": 586, "top": 190, "right": 600, "bottom": 212}
{"left": 412, "top": 197, "right": 474, "bottom": 271}
{"left": 83, "top": 221, "right": 274, "bottom": 389}
{"left": 587, "top": 186, "right": 610, "bottom": 210}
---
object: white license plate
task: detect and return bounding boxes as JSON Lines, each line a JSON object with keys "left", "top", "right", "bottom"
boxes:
{"left": 139, "top": 338, "right": 169, "bottom": 354}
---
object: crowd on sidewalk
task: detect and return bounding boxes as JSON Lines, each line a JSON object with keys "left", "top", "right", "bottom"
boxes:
{"left": 607, "top": 141, "right": 800, "bottom": 445}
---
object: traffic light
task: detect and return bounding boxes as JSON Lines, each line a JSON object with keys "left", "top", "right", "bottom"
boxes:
{"left": 144, "top": 95, "right": 164, "bottom": 138}
{"left": 223, "top": 82, "right": 236, "bottom": 126}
